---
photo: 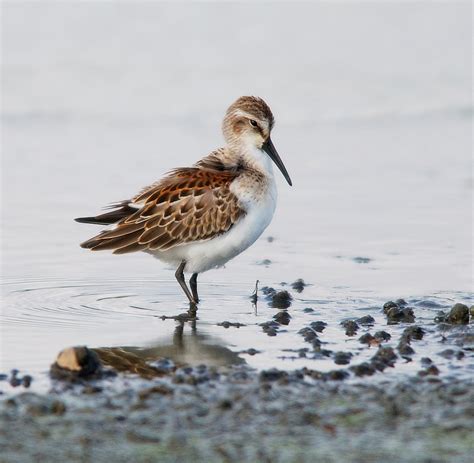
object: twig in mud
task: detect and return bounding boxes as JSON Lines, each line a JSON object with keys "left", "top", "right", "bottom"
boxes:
{"left": 250, "top": 280, "right": 259, "bottom": 307}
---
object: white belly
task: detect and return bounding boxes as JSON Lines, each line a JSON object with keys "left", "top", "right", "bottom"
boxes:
{"left": 148, "top": 176, "right": 277, "bottom": 274}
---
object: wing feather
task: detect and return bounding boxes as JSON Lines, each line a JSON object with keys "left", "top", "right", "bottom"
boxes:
{"left": 79, "top": 168, "right": 245, "bottom": 254}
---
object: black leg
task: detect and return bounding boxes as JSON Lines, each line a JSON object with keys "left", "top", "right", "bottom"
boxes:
{"left": 189, "top": 273, "right": 199, "bottom": 303}
{"left": 175, "top": 261, "right": 195, "bottom": 304}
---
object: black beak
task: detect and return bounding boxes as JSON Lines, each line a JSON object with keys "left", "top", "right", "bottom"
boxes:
{"left": 262, "top": 138, "right": 292, "bottom": 186}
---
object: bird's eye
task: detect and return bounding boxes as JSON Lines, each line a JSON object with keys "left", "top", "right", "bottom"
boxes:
{"left": 249, "top": 119, "right": 258, "bottom": 127}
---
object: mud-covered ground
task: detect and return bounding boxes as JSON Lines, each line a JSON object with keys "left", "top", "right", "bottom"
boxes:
{"left": 1, "top": 366, "right": 473, "bottom": 463}
{"left": 1, "top": 299, "right": 473, "bottom": 463}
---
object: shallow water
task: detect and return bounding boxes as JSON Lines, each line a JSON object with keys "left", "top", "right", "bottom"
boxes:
{"left": 1, "top": 3, "right": 472, "bottom": 391}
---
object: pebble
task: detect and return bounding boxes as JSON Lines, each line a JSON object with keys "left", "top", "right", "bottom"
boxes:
{"left": 333, "top": 352, "right": 352, "bottom": 365}
{"left": 386, "top": 306, "right": 415, "bottom": 325}
{"left": 341, "top": 320, "right": 359, "bottom": 336}
{"left": 291, "top": 279, "right": 307, "bottom": 293}
{"left": 446, "top": 303, "right": 470, "bottom": 325}
{"left": 356, "top": 315, "right": 375, "bottom": 326}
{"left": 273, "top": 311, "right": 291, "bottom": 325}
{"left": 270, "top": 290, "right": 293, "bottom": 309}
{"left": 218, "top": 321, "right": 245, "bottom": 328}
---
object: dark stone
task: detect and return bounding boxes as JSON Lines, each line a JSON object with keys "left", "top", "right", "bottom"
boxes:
{"left": 303, "top": 307, "right": 314, "bottom": 313}
{"left": 395, "top": 299, "right": 408, "bottom": 306}
{"left": 298, "top": 327, "right": 319, "bottom": 343}
{"left": 273, "top": 311, "right": 291, "bottom": 325}
{"left": 261, "top": 286, "right": 276, "bottom": 297}
{"left": 341, "top": 320, "right": 359, "bottom": 336}
{"left": 270, "top": 290, "right": 293, "bottom": 309}
{"left": 446, "top": 303, "right": 470, "bottom": 325}
{"left": 217, "top": 321, "right": 245, "bottom": 328}
{"left": 260, "top": 321, "right": 280, "bottom": 337}
{"left": 397, "top": 341, "right": 415, "bottom": 356}
{"left": 333, "top": 351, "right": 352, "bottom": 365}
{"left": 418, "top": 365, "right": 440, "bottom": 376}
{"left": 401, "top": 326, "right": 425, "bottom": 342}
{"left": 244, "top": 348, "right": 259, "bottom": 356}
{"left": 309, "top": 321, "right": 327, "bottom": 332}
{"left": 50, "top": 346, "right": 102, "bottom": 380}
{"left": 350, "top": 362, "right": 376, "bottom": 377}
{"left": 22, "top": 375, "right": 32, "bottom": 388}
{"left": 259, "top": 369, "right": 288, "bottom": 382}
{"left": 421, "top": 357, "right": 433, "bottom": 366}
{"left": 353, "top": 257, "right": 371, "bottom": 264}
{"left": 0, "top": 374, "right": 7, "bottom": 381}
{"left": 437, "top": 349, "right": 465, "bottom": 360}
{"left": 386, "top": 306, "right": 415, "bottom": 324}
{"left": 371, "top": 346, "right": 397, "bottom": 370}
{"left": 356, "top": 315, "right": 375, "bottom": 326}
{"left": 291, "top": 279, "right": 307, "bottom": 293}
{"left": 359, "top": 333, "right": 375, "bottom": 345}
{"left": 9, "top": 376, "right": 21, "bottom": 387}
{"left": 374, "top": 331, "right": 391, "bottom": 341}
{"left": 323, "top": 370, "right": 349, "bottom": 381}
{"left": 383, "top": 301, "right": 399, "bottom": 314}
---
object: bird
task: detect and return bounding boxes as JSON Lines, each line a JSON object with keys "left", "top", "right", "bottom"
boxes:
{"left": 75, "top": 96, "right": 292, "bottom": 305}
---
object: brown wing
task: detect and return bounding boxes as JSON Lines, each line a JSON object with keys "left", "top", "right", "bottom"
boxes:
{"left": 79, "top": 168, "right": 245, "bottom": 254}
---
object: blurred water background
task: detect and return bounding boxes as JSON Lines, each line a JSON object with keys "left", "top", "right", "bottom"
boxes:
{"left": 1, "top": 2, "right": 472, "bottom": 388}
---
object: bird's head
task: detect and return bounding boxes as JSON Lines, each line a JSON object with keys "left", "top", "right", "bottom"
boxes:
{"left": 222, "top": 96, "right": 292, "bottom": 186}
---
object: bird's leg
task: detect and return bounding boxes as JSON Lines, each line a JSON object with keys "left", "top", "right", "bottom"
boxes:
{"left": 189, "top": 273, "right": 199, "bottom": 303}
{"left": 175, "top": 261, "right": 196, "bottom": 304}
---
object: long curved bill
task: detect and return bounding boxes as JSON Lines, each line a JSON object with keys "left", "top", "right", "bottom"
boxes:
{"left": 262, "top": 137, "right": 292, "bottom": 186}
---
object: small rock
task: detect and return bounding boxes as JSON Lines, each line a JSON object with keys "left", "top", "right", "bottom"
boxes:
{"left": 341, "top": 320, "right": 359, "bottom": 336}
{"left": 395, "top": 298, "right": 408, "bottom": 306}
{"left": 291, "top": 279, "right": 307, "bottom": 293}
{"left": 353, "top": 257, "right": 371, "bottom": 264}
{"left": 356, "top": 315, "right": 375, "bottom": 326}
{"left": 257, "top": 259, "right": 272, "bottom": 266}
{"left": 446, "top": 303, "right": 470, "bottom": 325}
{"left": 371, "top": 346, "right": 397, "bottom": 370}
{"left": 261, "top": 286, "right": 276, "bottom": 297}
{"left": 270, "top": 290, "right": 293, "bottom": 309}
{"left": 273, "top": 311, "right": 291, "bottom": 325}
{"left": 418, "top": 365, "right": 440, "bottom": 376}
{"left": 350, "top": 362, "right": 376, "bottom": 377}
{"left": 421, "top": 357, "right": 433, "bottom": 366}
{"left": 333, "top": 352, "right": 352, "bottom": 365}
{"left": 383, "top": 301, "right": 399, "bottom": 314}
{"left": 309, "top": 321, "right": 327, "bottom": 332}
{"left": 22, "top": 375, "right": 33, "bottom": 388}
{"left": 437, "top": 349, "right": 465, "bottom": 360}
{"left": 217, "top": 321, "right": 245, "bottom": 328}
{"left": 397, "top": 341, "right": 415, "bottom": 356}
{"left": 324, "top": 370, "right": 349, "bottom": 381}
{"left": 386, "top": 306, "right": 415, "bottom": 324}
{"left": 401, "top": 326, "right": 425, "bottom": 342}
{"left": 359, "top": 333, "right": 376, "bottom": 345}
{"left": 303, "top": 307, "right": 315, "bottom": 313}
{"left": 259, "top": 369, "right": 288, "bottom": 382}
{"left": 50, "top": 346, "right": 102, "bottom": 379}
{"left": 243, "top": 348, "right": 260, "bottom": 356}
{"left": 260, "top": 320, "right": 280, "bottom": 337}
{"left": 374, "top": 331, "right": 391, "bottom": 342}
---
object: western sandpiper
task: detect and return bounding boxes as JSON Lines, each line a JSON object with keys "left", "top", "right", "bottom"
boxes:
{"left": 76, "top": 96, "right": 292, "bottom": 304}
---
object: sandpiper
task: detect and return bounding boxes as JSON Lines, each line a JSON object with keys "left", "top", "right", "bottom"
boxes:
{"left": 76, "top": 96, "right": 292, "bottom": 304}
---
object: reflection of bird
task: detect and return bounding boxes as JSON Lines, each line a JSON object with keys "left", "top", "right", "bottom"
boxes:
{"left": 94, "top": 320, "right": 245, "bottom": 378}
{"left": 76, "top": 96, "right": 292, "bottom": 304}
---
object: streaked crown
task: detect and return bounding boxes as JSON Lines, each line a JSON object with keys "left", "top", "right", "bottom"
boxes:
{"left": 222, "top": 96, "right": 275, "bottom": 149}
